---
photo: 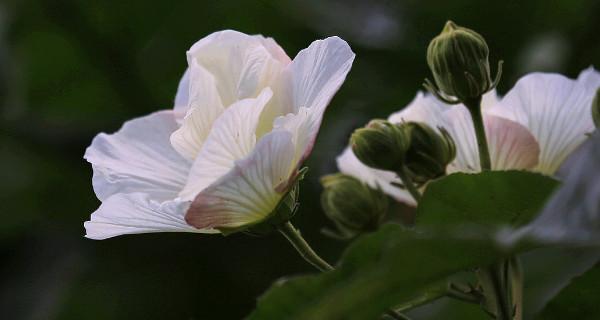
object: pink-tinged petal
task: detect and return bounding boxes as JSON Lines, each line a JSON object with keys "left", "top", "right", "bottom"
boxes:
{"left": 84, "top": 110, "right": 191, "bottom": 202}
{"left": 336, "top": 148, "right": 415, "bottom": 206}
{"left": 185, "top": 131, "right": 296, "bottom": 229}
{"left": 179, "top": 88, "right": 273, "bottom": 201}
{"left": 487, "top": 69, "right": 599, "bottom": 174}
{"left": 289, "top": 36, "right": 355, "bottom": 115}
{"left": 485, "top": 115, "right": 540, "bottom": 170}
{"left": 84, "top": 193, "right": 216, "bottom": 240}
{"left": 170, "top": 62, "right": 225, "bottom": 160}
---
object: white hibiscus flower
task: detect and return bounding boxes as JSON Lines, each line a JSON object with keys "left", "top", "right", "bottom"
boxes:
{"left": 84, "top": 30, "right": 355, "bottom": 239}
{"left": 338, "top": 67, "right": 600, "bottom": 205}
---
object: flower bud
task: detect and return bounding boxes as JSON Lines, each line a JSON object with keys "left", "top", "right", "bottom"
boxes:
{"left": 401, "top": 122, "right": 456, "bottom": 185}
{"left": 350, "top": 119, "right": 409, "bottom": 172}
{"left": 321, "top": 173, "right": 388, "bottom": 239}
{"left": 426, "top": 21, "right": 501, "bottom": 103}
{"left": 593, "top": 87, "right": 600, "bottom": 128}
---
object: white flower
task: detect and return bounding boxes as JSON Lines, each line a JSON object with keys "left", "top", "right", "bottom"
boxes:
{"left": 84, "top": 30, "right": 355, "bottom": 239}
{"left": 338, "top": 67, "right": 600, "bottom": 205}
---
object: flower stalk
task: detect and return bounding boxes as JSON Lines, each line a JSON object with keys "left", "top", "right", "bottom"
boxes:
{"left": 278, "top": 221, "right": 334, "bottom": 272}
{"left": 396, "top": 166, "right": 422, "bottom": 202}
{"left": 464, "top": 97, "right": 492, "bottom": 171}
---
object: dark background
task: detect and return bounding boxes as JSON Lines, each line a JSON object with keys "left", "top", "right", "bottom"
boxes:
{"left": 1, "top": 0, "right": 599, "bottom": 319}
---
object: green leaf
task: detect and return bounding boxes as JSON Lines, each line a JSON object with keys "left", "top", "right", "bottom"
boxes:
{"left": 248, "top": 224, "right": 512, "bottom": 320}
{"left": 535, "top": 265, "right": 600, "bottom": 319}
{"left": 417, "top": 170, "right": 559, "bottom": 228}
{"left": 248, "top": 171, "right": 561, "bottom": 319}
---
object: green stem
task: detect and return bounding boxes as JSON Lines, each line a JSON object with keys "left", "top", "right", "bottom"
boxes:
{"left": 478, "top": 263, "right": 512, "bottom": 320}
{"left": 397, "top": 166, "right": 422, "bottom": 202}
{"left": 464, "top": 97, "right": 492, "bottom": 171}
{"left": 393, "top": 285, "right": 447, "bottom": 313}
{"left": 278, "top": 221, "right": 333, "bottom": 272}
{"left": 385, "top": 310, "right": 412, "bottom": 320}
{"left": 508, "top": 256, "right": 523, "bottom": 320}
{"left": 280, "top": 222, "right": 413, "bottom": 320}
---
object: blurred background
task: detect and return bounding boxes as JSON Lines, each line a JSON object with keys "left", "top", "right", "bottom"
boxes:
{"left": 1, "top": 0, "right": 599, "bottom": 319}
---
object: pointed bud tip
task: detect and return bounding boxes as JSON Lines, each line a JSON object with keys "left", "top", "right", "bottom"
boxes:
{"left": 442, "top": 20, "right": 458, "bottom": 33}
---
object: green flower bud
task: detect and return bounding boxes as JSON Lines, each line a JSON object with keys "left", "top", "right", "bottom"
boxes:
{"left": 401, "top": 122, "right": 457, "bottom": 185}
{"left": 351, "top": 119, "right": 409, "bottom": 172}
{"left": 426, "top": 21, "right": 502, "bottom": 104}
{"left": 321, "top": 173, "right": 388, "bottom": 239}
{"left": 593, "top": 87, "right": 600, "bottom": 128}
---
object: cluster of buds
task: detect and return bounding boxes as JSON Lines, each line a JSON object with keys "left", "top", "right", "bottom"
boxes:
{"left": 425, "top": 21, "right": 502, "bottom": 105}
{"left": 351, "top": 120, "right": 456, "bottom": 186}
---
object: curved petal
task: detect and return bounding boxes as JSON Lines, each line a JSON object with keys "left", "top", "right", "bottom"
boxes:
{"left": 179, "top": 88, "right": 273, "bottom": 201}
{"left": 84, "top": 111, "right": 191, "bottom": 202}
{"left": 173, "top": 68, "right": 190, "bottom": 119}
{"left": 264, "top": 37, "right": 355, "bottom": 168}
{"left": 84, "top": 193, "right": 215, "bottom": 240}
{"left": 185, "top": 131, "right": 296, "bottom": 229}
{"left": 289, "top": 36, "right": 355, "bottom": 115}
{"left": 488, "top": 69, "right": 599, "bottom": 173}
{"left": 485, "top": 115, "right": 540, "bottom": 170}
{"left": 170, "top": 62, "right": 225, "bottom": 160}
{"left": 187, "top": 30, "right": 289, "bottom": 107}
{"left": 272, "top": 107, "right": 318, "bottom": 167}
{"left": 337, "top": 147, "right": 415, "bottom": 205}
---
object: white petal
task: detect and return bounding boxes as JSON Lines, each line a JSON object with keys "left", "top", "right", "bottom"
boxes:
{"left": 337, "top": 147, "right": 415, "bottom": 205}
{"left": 170, "top": 62, "right": 225, "bottom": 160}
{"left": 289, "top": 36, "right": 355, "bottom": 114}
{"left": 179, "top": 88, "right": 273, "bottom": 201}
{"left": 577, "top": 66, "right": 600, "bottom": 91}
{"left": 187, "top": 30, "right": 288, "bottom": 107}
{"left": 84, "top": 193, "right": 215, "bottom": 240}
{"left": 173, "top": 68, "right": 190, "bottom": 119}
{"left": 272, "top": 107, "right": 319, "bottom": 167}
{"left": 488, "top": 69, "right": 599, "bottom": 173}
{"left": 84, "top": 111, "right": 191, "bottom": 202}
{"left": 185, "top": 131, "right": 296, "bottom": 229}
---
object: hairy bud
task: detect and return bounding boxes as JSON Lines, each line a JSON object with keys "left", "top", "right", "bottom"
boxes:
{"left": 400, "top": 122, "right": 457, "bottom": 185}
{"left": 425, "top": 21, "right": 502, "bottom": 104}
{"left": 350, "top": 120, "right": 409, "bottom": 172}
{"left": 321, "top": 174, "right": 388, "bottom": 239}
